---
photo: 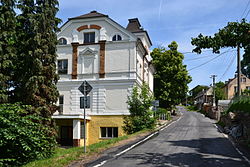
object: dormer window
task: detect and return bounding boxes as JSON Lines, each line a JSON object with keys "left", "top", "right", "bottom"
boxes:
{"left": 58, "top": 38, "right": 67, "bottom": 45}
{"left": 112, "top": 34, "right": 122, "bottom": 41}
{"left": 84, "top": 32, "right": 95, "bottom": 43}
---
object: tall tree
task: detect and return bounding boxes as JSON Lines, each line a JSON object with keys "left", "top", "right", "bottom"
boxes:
{"left": 14, "top": 0, "right": 60, "bottom": 120}
{"left": 0, "top": 0, "right": 16, "bottom": 103}
{"left": 191, "top": 19, "right": 250, "bottom": 77}
{"left": 151, "top": 41, "right": 192, "bottom": 109}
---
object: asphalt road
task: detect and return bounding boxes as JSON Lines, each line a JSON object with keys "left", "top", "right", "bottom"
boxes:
{"left": 98, "top": 107, "right": 249, "bottom": 167}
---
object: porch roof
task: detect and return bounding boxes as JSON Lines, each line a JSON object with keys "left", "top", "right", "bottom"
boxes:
{"left": 52, "top": 114, "right": 91, "bottom": 120}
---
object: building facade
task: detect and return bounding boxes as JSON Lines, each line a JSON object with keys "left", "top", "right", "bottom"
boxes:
{"left": 52, "top": 11, "right": 154, "bottom": 146}
{"left": 223, "top": 74, "right": 250, "bottom": 100}
{"left": 194, "top": 87, "right": 213, "bottom": 110}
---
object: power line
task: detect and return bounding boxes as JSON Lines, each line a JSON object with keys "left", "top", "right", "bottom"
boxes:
{"left": 185, "top": 55, "right": 217, "bottom": 61}
{"left": 187, "top": 50, "right": 232, "bottom": 72}
{"left": 245, "top": 9, "right": 250, "bottom": 18}
{"left": 181, "top": 49, "right": 214, "bottom": 55}
{"left": 241, "top": 0, "right": 250, "bottom": 18}
{"left": 218, "top": 53, "right": 236, "bottom": 81}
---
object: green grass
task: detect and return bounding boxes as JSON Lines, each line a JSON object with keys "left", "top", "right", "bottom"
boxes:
{"left": 23, "top": 130, "right": 151, "bottom": 167}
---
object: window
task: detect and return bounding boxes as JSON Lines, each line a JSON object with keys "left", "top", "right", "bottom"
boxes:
{"left": 100, "top": 127, "right": 118, "bottom": 138}
{"left": 247, "top": 86, "right": 250, "bottom": 90}
{"left": 59, "top": 95, "right": 64, "bottom": 114}
{"left": 58, "top": 59, "right": 68, "bottom": 74}
{"left": 84, "top": 32, "right": 95, "bottom": 43}
{"left": 242, "top": 77, "right": 246, "bottom": 82}
{"left": 58, "top": 38, "right": 67, "bottom": 45}
{"left": 80, "top": 96, "right": 90, "bottom": 109}
{"left": 112, "top": 34, "right": 122, "bottom": 41}
{"left": 234, "top": 86, "right": 238, "bottom": 93}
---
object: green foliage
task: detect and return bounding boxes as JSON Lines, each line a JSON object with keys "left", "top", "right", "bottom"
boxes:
{"left": 0, "top": 0, "right": 17, "bottom": 103}
{"left": 186, "top": 105, "right": 198, "bottom": 111}
{"left": 151, "top": 41, "right": 192, "bottom": 109}
{"left": 13, "top": 0, "right": 61, "bottom": 119}
{"left": 226, "top": 96, "right": 250, "bottom": 114}
{"left": 242, "top": 89, "right": 250, "bottom": 96}
{"left": 0, "top": 103, "right": 56, "bottom": 167}
{"left": 191, "top": 19, "right": 250, "bottom": 77}
{"left": 215, "top": 81, "right": 226, "bottom": 105}
{"left": 123, "top": 84, "right": 156, "bottom": 134}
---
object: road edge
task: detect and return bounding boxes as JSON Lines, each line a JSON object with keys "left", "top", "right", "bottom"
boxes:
{"left": 87, "top": 114, "right": 183, "bottom": 167}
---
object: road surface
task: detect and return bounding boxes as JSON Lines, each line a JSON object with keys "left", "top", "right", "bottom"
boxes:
{"left": 97, "top": 106, "right": 249, "bottom": 167}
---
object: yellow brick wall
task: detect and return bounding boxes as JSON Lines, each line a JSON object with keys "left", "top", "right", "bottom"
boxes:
{"left": 86, "top": 115, "right": 125, "bottom": 145}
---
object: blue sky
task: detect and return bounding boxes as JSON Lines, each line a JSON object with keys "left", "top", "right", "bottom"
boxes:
{"left": 57, "top": 0, "right": 250, "bottom": 90}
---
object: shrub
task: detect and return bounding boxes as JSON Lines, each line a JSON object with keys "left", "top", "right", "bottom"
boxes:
{"left": 0, "top": 104, "right": 56, "bottom": 167}
{"left": 227, "top": 96, "right": 250, "bottom": 114}
{"left": 155, "top": 108, "right": 171, "bottom": 120}
{"left": 123, "top": 84, "right": 156, "bottom": 134}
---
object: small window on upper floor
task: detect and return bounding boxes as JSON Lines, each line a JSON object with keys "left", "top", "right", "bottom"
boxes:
{"left": 58, "top": 38, "right": 67, "bottom": 45}
{"left": 112, "top": 34, "right": 122, "bottom": 41}
{"left": 242, "top": 77, "right": 246, "bottom": 82}
{"left": 84, "top": 32, "right": 95, "bottom": 43}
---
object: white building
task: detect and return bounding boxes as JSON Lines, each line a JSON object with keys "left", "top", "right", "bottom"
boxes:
{"left": 52, "top": 11, "right": 154, "bottom": 146}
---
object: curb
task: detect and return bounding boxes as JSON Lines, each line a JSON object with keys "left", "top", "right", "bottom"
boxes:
{"left": 214, "top": 124, "right": 250, "bottom": 165}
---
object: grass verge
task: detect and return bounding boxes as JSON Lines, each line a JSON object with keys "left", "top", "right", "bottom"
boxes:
{"left": 23, "top": 129, "right": 152, "bottom": 167}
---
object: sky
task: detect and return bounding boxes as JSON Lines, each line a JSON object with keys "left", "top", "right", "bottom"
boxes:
{"left": 57, "top": 0, "right": 250, "bottom": 90}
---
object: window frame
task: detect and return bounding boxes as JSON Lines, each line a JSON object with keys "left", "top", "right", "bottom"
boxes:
{"left": 58, "top": 59, "right": 68, "bottom": 74}
{"left": 112, "top": 34, "right": 122, "bottom": 41}
{"left": 100, "top": 127, "right": 118, "bottom": 138}
{"left": 58, "top": 37, "right": 67, "bottom": 45}
{"left": 59, "top": 95, "right": 64, "bottom": 114}
{"left": 84, "top": 32, "right": 95, "bottom": 43}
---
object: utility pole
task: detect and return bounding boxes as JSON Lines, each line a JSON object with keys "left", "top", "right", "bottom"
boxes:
{"left": 237, "top": 45, "right": 241, "bottom": 97}
{"left": 210, "top": 75, "right": 217, "bottom": 107}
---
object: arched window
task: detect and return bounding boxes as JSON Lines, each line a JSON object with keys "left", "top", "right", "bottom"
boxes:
{"left": 112, "top": 34, "right": 122, "bottom": 41}
{"left": 58, "top": 38, "right": 67, "bottom": 45}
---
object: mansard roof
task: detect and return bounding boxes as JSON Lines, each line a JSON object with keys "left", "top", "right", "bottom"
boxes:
{"left": 126, "top": 18, "right": 152, "bottom": 46}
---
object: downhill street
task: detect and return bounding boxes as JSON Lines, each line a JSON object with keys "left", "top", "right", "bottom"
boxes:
{"left": 97, "top": 107, "right": 249, "bottom": 167}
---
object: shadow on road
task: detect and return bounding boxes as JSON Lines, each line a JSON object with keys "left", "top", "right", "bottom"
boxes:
{"left": 121, "top": 137, "right": 248, "bottom": 167}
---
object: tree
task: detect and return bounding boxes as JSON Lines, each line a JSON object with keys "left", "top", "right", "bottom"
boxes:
{"left": 191, "top": 19, "right": 250, "bottom": 77}
{"left": 151, "top": 41, "right": 192, "bottom": 109}
{"left": 0, "top": 0, "right": 17, "bottom": 103}
{"left": 215, "top": 81, "right": 225, "bottom": 105}
{"left": 241, "top": 47, "right": 250, "bottom": 78}
{"left": 14, "top": 0, "right": 60, "bottom": 120}
{"left": 123, "top": 84, "right": 156, "bottom": 134}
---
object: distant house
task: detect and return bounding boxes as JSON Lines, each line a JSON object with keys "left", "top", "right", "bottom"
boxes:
{"left": 189, "top": 85, "right": 209, "bottom": 105}
{"left": 194, "top": 87, "right": 213, "bottom": 110}
{"left": 223, "top": 74, "right": 250, "bottom": 100}
{"left": 52, "top": 11, "right": 154, "bottom": 147}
